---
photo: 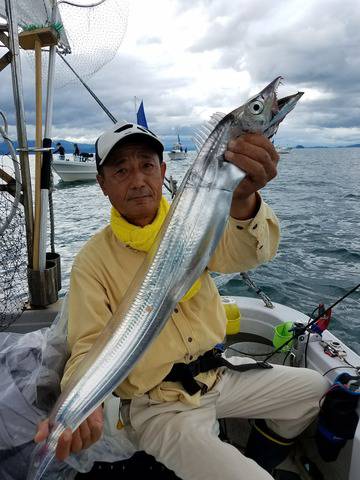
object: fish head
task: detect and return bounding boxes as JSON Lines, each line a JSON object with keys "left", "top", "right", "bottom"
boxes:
{"left": 230, "top": 76, "right": 304, "bottom": 138}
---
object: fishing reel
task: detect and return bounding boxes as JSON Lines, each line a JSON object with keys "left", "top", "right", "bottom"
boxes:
{"left": 289, "top": 322, "right": 322, "bottom": 367}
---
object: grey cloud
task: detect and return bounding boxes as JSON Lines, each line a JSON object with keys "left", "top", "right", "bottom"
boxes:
{"left": 185, "top": 0, "right": 360, "bottom": 143}
{"left": 1, "top": 0, "right": 359, "bottom": 148}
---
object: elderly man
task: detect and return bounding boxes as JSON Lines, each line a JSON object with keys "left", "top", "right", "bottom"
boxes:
{"left": 36, "top": 122, "right": 328, "bottom": 479}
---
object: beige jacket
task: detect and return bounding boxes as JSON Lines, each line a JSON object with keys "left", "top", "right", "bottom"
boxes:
{"left": 62, "top": 199, "right": 280, "bottom": 406}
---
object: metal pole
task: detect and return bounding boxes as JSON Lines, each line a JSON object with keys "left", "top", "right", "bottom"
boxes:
{"left": 5, "top": 0, "right": 34, "bottom": 267}
{"left": 44, "top": 47, "right": 56, "bottom": 137}
{"left": 33, "top": 38, "right": 42, "bottom": 271}
{"left": 44, "top": 1, "right": 58, "bottom": 257}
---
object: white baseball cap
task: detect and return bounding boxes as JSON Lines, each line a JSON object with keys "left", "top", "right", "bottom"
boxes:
{"left": 95, "top": 121, "right": 164, "bottom": 170}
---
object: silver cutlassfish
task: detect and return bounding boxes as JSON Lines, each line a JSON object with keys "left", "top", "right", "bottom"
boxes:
{"left": 28, "top": 76, "right": 303, "bottom": 479}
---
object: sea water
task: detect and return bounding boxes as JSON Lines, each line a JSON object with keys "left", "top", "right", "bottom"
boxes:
{"left": 5, "top": 148, "right": 360, "bottom": 353}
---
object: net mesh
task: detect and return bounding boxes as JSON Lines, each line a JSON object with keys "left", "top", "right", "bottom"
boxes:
{"left": 0, "top": 0, "right": 70, "bottom": 50}
{"left": 53, "top": 0, "right": 129, "bottom": 86}
{"left": 0, "top": 151, "right": 27, "bottom": 331}
{"left": 0, "top": 0, "right": 129, "bottom": 87}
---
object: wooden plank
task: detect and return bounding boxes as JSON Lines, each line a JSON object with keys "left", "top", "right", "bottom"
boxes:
{"left": 19, "top": 27, "right": 58, "bottom": 50}
{"left": 0, "top": 167, "right": 14, "bottom": 184}
{"left": 32, "top": 39, "right": 42, "bottom": 271}
{"left": 0, "top": 51, "right": 11, "bottom": 72}
{"left": 0, "top": 169, "right": 24, "bottom": 204}
{"left": 0, "top": 31, "right": 9, "bottom": 48}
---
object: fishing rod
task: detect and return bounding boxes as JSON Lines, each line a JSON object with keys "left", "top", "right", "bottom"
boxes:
{"left": 58, "top": 52, "right": 178, "bottom": 196}
{"left": 262, "top": 282, "right": 360, "bottom": 363}
{"left": 57, "top": 51, "right": 117, "bottom": 123}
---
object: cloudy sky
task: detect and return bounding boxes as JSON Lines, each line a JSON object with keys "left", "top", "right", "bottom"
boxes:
{"left": 1, "top": 0, "right": 359, "bottom": 148}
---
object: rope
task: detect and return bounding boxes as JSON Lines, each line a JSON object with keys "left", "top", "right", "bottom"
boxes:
{"left": 48, "top": 163, "right": 56, "bottom": 253}
{"left": 240, "top": 272, "right": 274, "bottom": 308}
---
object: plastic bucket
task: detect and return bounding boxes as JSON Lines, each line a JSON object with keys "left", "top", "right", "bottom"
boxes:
{"left": 273, "top": 322, "right": 293, "bottom": 352}
{"left": 222, "top": 297, "right": 241, "bottom": 335}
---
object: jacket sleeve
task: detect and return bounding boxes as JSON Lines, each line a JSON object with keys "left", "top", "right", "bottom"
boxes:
{"left": 207, "top": 196, "right": 280, "bottom": 273}
{"left": 60, "top": 256, "right": 113, "bottom": 390}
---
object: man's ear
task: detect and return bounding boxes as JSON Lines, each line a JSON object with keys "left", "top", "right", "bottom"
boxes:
{"left": 160, "top": 161, "right": 167, "bottom": 180}
{"left": 97, "top": 174, "right": 108, "bottom": 196}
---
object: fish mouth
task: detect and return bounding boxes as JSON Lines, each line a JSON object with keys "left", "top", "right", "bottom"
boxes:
{"left": 261, "top": 76, "right": 304, "bottom": 134}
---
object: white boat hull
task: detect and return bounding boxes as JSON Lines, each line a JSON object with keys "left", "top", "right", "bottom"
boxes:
{"left": 277, "top": 147, "right": 292, "bottom": 154}
{"left": 52, "top": 159, "right": 97, "bottom": 182}
{"left": 223, "top": 296, "right": 360, "bottom": 480}
{"left": 168, "top": 151, "right": 187, "bottom": 161}
{"left": 3, "top": 296, "right": 359, "bottom": 479}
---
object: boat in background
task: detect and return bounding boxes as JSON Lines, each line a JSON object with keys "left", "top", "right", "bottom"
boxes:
{"left": 168, "top": 133, "right": 187, "bottom": 160}
{"left": 136, "top": 99, "right": 148, "bottom": 129}
{"left": 277, "top": 146, "right": 292, "bottom": 154}
{"left": 52, "top": 155, "right": 97, "bottom": 182}
{"left": 135, "top": 99, "right": 177, "bottom": 197}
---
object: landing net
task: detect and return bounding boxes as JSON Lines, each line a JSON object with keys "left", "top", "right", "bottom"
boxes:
{"left": 0, "top": 150, "right": 27, "bottom": 331}
{"left": 0, "top": 1, "right": 129, "bottom": 87}
{"left": 0, "top": 0, "right": 70, "bottom": 51}
{"left": 0, "top": 1, "right": 129, "bottom": 327}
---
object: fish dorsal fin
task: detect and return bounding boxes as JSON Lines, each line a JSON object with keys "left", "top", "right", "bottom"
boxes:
{"left": 193, "top": 112, "right": 226, "bottom": 152}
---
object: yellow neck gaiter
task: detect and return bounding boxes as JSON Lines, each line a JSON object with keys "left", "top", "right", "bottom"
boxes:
{"left": 110, "top": 196, "right": 201, "bottom": 302}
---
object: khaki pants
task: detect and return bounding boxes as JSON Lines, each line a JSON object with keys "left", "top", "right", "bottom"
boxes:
{"left": 125, "top": 364, "right": 328, "bottom": 480}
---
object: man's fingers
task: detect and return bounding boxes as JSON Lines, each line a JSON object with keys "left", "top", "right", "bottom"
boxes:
{"left": 45, "top": 407, "right": 104, "bottom": 461}
{"left": 34, "top": 419, "right": 49, "bottom": 443}
{"left": 225, "top": 136, "right": 278, "bottom": 182}
{"left": 71, "top": 428, "right": 84, "bottom": 454}
{"left": 231, "top": 153, "right": 268, "bottom": 181}
{"left": 78, "top": 420, "right": 92, "bottom": 450}
{"left": 228, "top": 134, "right": 279, "bottom": 165}
{"left": 87, "top": 406, "right": 104, "bottom": 444}
{"left": 73, "top": 407, "right": 103, "bottom": 452}
{"left": 56, "top": 428, "right": 72, "bottom": 461}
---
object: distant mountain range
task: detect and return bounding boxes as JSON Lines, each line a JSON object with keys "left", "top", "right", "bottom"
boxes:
{"left": 0, "top": 139, "right": 190, "bottom": 154}
{"left": 295, "top": 144, "right": 360, "bottom": 149}
{"left": 1, "top": 139, "right": 359, "bottom": 155}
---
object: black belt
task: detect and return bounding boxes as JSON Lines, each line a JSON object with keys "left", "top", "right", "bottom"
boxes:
{"left": 164, "top": 348, "right": 273, "bottom": 395}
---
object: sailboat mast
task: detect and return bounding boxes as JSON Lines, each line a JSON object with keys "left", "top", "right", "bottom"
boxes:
{"left": 134, "top": 96, "right": 138, "bottom": 123}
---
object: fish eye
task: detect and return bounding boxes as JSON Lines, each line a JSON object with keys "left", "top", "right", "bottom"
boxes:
{"left": 249, "top": 100, "right": 264, "bottom": 115}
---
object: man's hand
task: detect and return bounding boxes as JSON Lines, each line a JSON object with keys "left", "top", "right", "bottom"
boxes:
{"left": 224, "top": 133, "right": 279, "bottom": 220}
{"left": 34, "top": 405, "right": 104, "bottom": 461}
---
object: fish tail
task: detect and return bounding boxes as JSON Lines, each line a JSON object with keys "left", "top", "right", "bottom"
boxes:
{"left": 27, "top": 441, "right": 55, "bottom": 480}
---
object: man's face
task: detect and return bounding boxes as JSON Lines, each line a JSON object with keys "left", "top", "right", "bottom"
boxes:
{"left": 97, "top": 141, "right": 166, "bottom": 227}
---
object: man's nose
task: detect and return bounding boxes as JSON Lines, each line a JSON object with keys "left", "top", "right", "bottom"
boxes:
{"left": 130, "top": 167, "right": 146, "bottom": 188}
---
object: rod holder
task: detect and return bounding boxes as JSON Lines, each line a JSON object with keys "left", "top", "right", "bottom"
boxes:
{"left": 46, "top": 251, "right": 62, "bottom": 291}
{"left": 28, "top": 260, "right": 58, "bottom": 306}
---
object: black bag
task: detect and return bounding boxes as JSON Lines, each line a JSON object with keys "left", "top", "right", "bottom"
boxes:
{"left": 316, "top": 373, "right": 359, "bottom": 462}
